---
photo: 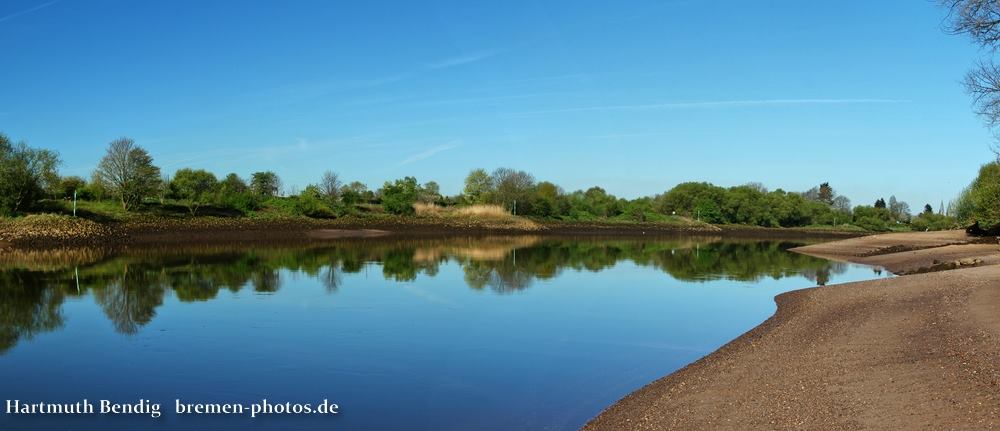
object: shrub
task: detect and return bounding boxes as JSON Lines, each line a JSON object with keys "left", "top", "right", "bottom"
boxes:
{"left": 170, "top": 168, "right": 218, "bottom": 215}
{"left": 853, "top": 216, "right": 890, "bottom": 231}
{"left": 910, "top": 212, "right": 956, "bottom": 231}
{"left": 221, "top": 192, "right": 259, "bottom": 215}
{"left": 380, "top": 177, "right": 419, "bottom": 215}
{"left": 57, "top": 176, "right": 87, "bottom": 199}
{"left": 0, "top": 134, "right": 60, "bottom": 216}
{"left": 963, "top": 162, "right": 1000, "bottom": 233}
{"left": 295, "top": 185, "right": 335, "bottom": 218}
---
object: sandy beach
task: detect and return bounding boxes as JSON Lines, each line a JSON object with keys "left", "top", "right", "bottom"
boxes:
{"left": 585, "top": 231, "right": 1000, "bottom": 430}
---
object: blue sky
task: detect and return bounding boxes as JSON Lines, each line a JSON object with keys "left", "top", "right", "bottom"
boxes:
{"left": 0, "top": 0, "right": 993, "bottom": 208}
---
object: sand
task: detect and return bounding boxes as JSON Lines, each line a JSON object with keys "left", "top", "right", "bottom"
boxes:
{"left": 585, "top": 231, "right": 1000, "bottom": 430}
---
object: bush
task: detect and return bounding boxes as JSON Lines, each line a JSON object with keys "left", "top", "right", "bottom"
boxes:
{"left": 296, "top": 186, "right": 335, "bottom": 218}
{"left": 0, "top": 134, "right": 60, "bottom": 216}
{"left": 57, "top": 176, "right": 87, "bottom": 199}
{"left": 910, "top": 212, "right": 956, "bottom": 231}
{"left": 219, "top": 192, "right": 259, "bottom": 215}
{"left": 380, "top": 177, "right": 419, "bottom": 215}
{"left": 853, "top": 216, "right": 890, "bottom": 232}
{"left": 962, "top": 162, "right": 1000, "bottom": 233}
{"left": 170, "top": 168, "right": 218, "bottom": 215}
{"left": 260, "top": 197, "right": 299, "bottom": 216}
{"left": 656, "top": 182, "right": 727, "bottom": 221}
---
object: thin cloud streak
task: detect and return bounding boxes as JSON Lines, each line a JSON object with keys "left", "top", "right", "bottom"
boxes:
{"left": 257, "top": 49, "right": 498, "bottom": 106}
{"left": 396, "top": 143, "right": 460, "bottom": 167}
{"left": 157, "top": 134, "right": 390, "bottom": 169}
{"left": 509, "top": 98, "right": 910, "bottom": 116}
{"left": 425, "top": 50, "right": 498, "bottom": 70}
{"left": 0, "top": 0, "right": 58, "bottom": 23}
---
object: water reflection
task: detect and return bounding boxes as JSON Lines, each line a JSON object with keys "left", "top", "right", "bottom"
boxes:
{"left": 0, "top": 236, "right": 850, "bottom": 353}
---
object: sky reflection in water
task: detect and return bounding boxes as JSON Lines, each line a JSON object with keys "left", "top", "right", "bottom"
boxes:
{"left": 0, "top": 236, "right": 888, "bottom": 430}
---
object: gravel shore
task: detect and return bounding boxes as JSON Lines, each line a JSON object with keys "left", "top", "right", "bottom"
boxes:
{"left": 585, "top": 231, "right": 1000, "bottom": 430}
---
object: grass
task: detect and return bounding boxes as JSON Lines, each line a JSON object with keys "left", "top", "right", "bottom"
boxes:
{"left": 36, "top": 198, "right": 245, "bottom": 222}
{"left": 415, "top": 203, "right": 517, "bottom": 219}
{"left": 411, "top": 203, "right": 541, "bottom": 230}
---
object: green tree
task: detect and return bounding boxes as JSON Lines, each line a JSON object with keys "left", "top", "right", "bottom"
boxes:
{"left": 655, "top": 182, "right": 727, "bottom": 221}
{"left": 85, "top": 172, "right": 108, "bottom": 201}
{"left": 170, "top": 168, "right": 219, "bottom": 215}
{"left": 250, "top": 171, "right": 280, "bottom": 197}
{"left": 58, "top": 176, "right": 87, "bottom": 199}
{"left": 853, "top": 205, "right": 894, "bottom": 231}
{"left": 625, "top": 197, "right": 655, "bottom": 222}
{"left": 95, "top": 137, "right": 160, "bottom": 211}
{"left": 463, "top": 168, "right": 494, "bottom": 204}
{"left": 296, "top": 185, "right": 335, "bottom": 218}
{"left": 911, "top": 212, "right": 956, "bottom": 231}
{"left": 0, "top": 133, "right": 61, "bottom": 216}
{"left": 341, "top": 181, "right": 369, "bottom": 206}
{"left": 580, "top": 187, "right": 620, "bottom": 218}
{"left": 380, "top": 177, "right": 419, "bottom": 215}
{"left": 219, "top": 173, "right": 248, "bottom": 195}
{"left": 723, "top": 185, "right": 772, "bottom": 226}
{"left": 419, "top": 181, "right": 441, "bottom": 204}
{"left": 532, "top": 181, "right": 562, "bottom": 217}
{"left": 216, "top": 173, "right": 257, "bottom": 214}
{"left": 963, "top": 162, "right": 1000, "bottom": 232}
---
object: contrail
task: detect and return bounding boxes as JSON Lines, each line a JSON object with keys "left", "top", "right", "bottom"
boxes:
{"left": 0, "top": 0, "right": 59, "bottom": 24}
{"left": 509, "top": 98, "right": 909, "bottom": 116}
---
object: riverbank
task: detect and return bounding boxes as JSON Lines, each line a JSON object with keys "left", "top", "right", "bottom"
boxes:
{"left": 585, "top": 230, "right": 1000, "bottom": 430}
{"left": 0, "top": 213, "right": 864, "bottom": 250}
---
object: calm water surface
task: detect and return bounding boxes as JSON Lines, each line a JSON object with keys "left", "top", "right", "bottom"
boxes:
{"left": 0, "top": 236, "right": 888, "bottom": 430}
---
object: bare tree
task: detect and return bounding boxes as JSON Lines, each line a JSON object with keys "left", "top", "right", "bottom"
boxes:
{"left": 95, "top": 137, "right": 161, "bottom": 211}
{"left": 963, "top": 61, "right": 1000, "bottom": 125}
{"left": 888, "top": 195, "right": 912, "bottom": 222}
{"left": 491, "top": 167, "right": 535, "bottom": 213}
{"left": 744, "top": 182, "right": 768, "bottom": 194}
{"left": 942, "top": 0, "right": 1000, "bottom": 49}
{"left": 832, "top": 195, "right": 852, "bottom": 212}
{"left": 320, "top": 170, "right": 341, "bottom": 203}
{"left": 942, "top": 0, "right": 1000, "bottom": 158}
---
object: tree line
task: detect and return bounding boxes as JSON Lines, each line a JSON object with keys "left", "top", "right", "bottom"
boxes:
{"left": 0, "top": 132, "right": 990, "bottom": 232}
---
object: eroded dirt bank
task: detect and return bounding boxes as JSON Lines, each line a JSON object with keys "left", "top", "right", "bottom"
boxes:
{"left": 585, "top": 231, "right": 1000, "bottom": 430}
{"left": 0, "top": 215, "right": 863, "bottom": 250}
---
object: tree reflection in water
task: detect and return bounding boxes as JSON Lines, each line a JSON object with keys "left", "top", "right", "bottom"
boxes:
{"left": 0, "top": 236, "right": 849, "bottom": 352}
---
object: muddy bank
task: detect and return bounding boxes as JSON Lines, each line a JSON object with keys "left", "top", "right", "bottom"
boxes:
{"left": 585, "top": 231, "right": 1000, "bottom": 430}
{"left": 791, "top": 230, "right": 1000, "bottom": 274}
{"left": 0, "top": 215, "right": 864, "bottom": 250}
